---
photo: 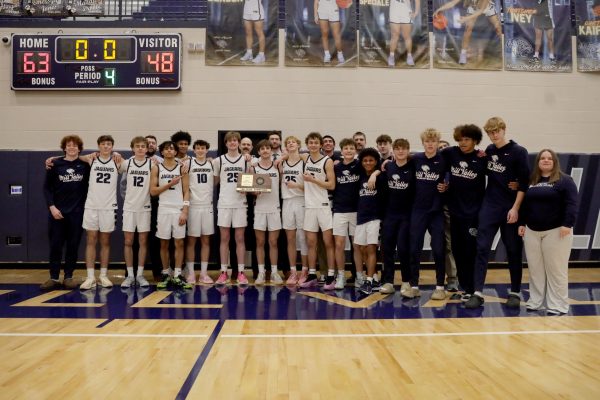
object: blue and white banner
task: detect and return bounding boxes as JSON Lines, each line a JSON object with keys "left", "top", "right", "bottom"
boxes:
{"left": 575, "top": 0, "right": 600, "bottom": 72}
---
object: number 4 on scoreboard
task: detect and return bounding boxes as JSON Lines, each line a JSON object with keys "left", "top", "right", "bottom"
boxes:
{"left": 103, "top": 68, "right": 116, "bottom": 86}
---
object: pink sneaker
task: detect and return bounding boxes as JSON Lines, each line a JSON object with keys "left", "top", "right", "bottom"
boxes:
{"left": 299, "top": 275, "right": 318, "bottom": 288}
{"left": 286, "top": 270, "right": 299, "bottom": 285}
{"left": 215, "top": 271, "right": 229, "bottom": 285}
{"left": 298, "top": 270, "right": 308, "bottom": 285}
{"left": 323, "top": 279, "right": 336, "bottom": 291}
{"left": 237, "top": 272, "right": 249, "bottom": 285}
{"left": 199, "top": 273, "right": 213, "bottom": 284}
{"left": 186, "top": 273, "right": 196, "bottom": 285}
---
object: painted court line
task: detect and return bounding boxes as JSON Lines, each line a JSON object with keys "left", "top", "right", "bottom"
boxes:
{"left": 221, "top": 329, "right": 600, "bottom": 339}
{"left": 0, "top": 332, "right": 208, "bottom": 339}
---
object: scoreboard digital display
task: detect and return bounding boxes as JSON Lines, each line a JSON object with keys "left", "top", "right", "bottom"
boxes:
{"left": 11, "top": 34, "right": 182, "bottom": 90}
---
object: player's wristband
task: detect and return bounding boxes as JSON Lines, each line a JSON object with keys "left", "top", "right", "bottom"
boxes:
{"left": 183, "top": 201, "right": 190, "bottom": 206}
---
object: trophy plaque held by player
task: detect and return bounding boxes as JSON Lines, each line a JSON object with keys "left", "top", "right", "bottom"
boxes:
{"left": 237, "top": 173, "right": 272, "bottom": 193}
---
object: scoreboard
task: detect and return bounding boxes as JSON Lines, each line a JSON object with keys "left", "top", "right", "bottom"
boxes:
{"left": 11, "top": 33, "right": 182, "bottom": 90}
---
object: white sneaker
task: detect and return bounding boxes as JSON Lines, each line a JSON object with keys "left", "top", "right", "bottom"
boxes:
{"left": 337, "top": 52, "right": 345, "bottom": 64}
{"left": 121, "top": 276, "right": 135, "bottom": 288}
{"left": 334, "top": 274, "right": 346, "bottom": 290}
{"left": 400, "top": 282, "right": 411, "bottom": 297}
{"left": 354, "top": 274, "right": 364, "bottom": 288}
{"left": 80, "top": 277, "right": 96, "bottom": 290}
{"left": 240, "top": 51, "right": 253, "bottom": 61}
{"left": 98, "top": 276, "right": 113, "bottom": 288}
{"left": 324, "top": 53, "right": 331, "bottom": 63}
{"left": 252, "top": 53, "right": 265, "bottom": 64}
{"left": 136, "top": 275, "right": 150, "bottom": 287}
{"left": 406, "top": 54, "right": 415, "bottom": 66}
{"left": 387, "top": 54, "right": 395, "bottom": 67}
{"left": 459, "top": 52, "right": 467, "bottom": 65}
{"left": 255, "top": 271, "right": 266, "bottom": 285}
{"left": 270, "top": 271, "right": 283, "bottom": 285}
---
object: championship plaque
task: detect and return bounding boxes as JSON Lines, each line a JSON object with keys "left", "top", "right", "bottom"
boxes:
{"left": 236, "top": 173, "right": 272, "bottom": 193}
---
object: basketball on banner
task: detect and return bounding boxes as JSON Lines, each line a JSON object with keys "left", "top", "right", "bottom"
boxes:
{"left": 336, "top": 0, "right": 352, "bottom": 9}
{"left": 433, "top": 13, "right": 447, "bottom": 30}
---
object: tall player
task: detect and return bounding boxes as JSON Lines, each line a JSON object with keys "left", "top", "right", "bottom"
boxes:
{"left": 252, "top": 140, "right": 284, "bottom": 284}
{"left": 80, "top": 135, "right": 121, "bottom": 290}
{"left": 185, "top": 139, "right": 215, "bottom": 285}
{"left": 213, "top": 131, "right": 250, "bottom": 285}
{"left": 280, "top": 136, "right": 309, "bottom": 285}
{"left": 314, "top": 0, "right": 345, "bottom": 63}
{"left": 388, "top": 0, "right": 420, "bottom": 66}
{"left": 466, "top": 117, "right": 529, "bottom": 309}
{"left": 150, "top": 141, "right": 191, "bottom": 290}
{"left": 120, "top": 136, "right": 152, "bottom": 288}
{"left": 240, "top": 0, "right": 267, "bottom": 63}
{"left": 300, "top": 132, "right": 336, "bottom": 288}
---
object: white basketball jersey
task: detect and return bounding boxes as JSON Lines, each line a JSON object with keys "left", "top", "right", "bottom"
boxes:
{"left": 254, "top": 162, "right": 280, "bottom": 213}
{"left": 189, "top": 158, "right": 214, "bottom": 208}
{"left": 123, "top": 158, "right": 151, "bottom": 212}
{"left": 85, "top": 157, "right": 118, "bottom": 210}
{"left": 216, "top": 154, "right": 247, "bottom": 209}
{"left": 304, "top": 155, "right": 331, "bottom": 209}
{"left": 158, "top": 163, "right": 183, "bottom": 214}
{"left": 281, "top": 159, "right": 305, "bottom": 199}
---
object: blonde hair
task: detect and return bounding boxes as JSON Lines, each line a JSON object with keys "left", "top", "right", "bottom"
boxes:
{"left": 224, "top": 131, "right": 241, "bottom": 144}
{"left": 284, "top": 136, "right": 301, "bottom": 147}
{"left": 130, "top": 136, "right": 148, "bottom": 149}
{"left": 419, "top": 128, "right": 441, "bottom": 142}
{"left": 483, "top": 117, "right": 506, "bottom": 133}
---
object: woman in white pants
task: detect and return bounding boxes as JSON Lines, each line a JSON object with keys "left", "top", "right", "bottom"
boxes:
{"left": 518, "top": 149, "right": 578, "bottom": 315}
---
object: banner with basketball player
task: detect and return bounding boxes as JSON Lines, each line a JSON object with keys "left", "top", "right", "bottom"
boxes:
{"left": 285, "top": 0, "right": 357, "bottom": 67}
{"left": 359, "top": 0, "right": 429, "bottom": 68}
{"left": 206, "top": 0, "right": 279, "bottom": 66}
{"left": 503, "top": 0, "right": 572, "bottom": 72}
{"left": 431, "top": 0, "right": 503, "bottom": 70}
{"left": 575, "top": 0, "right": 600, "bottom": 72}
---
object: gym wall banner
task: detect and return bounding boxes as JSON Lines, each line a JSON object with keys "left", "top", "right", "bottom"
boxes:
{"left": 575, "top": 0, "right": 600, "bottom": 72}
{"left": 206, "top": 0, "right": 279, "bottom": 66}
{"left": 431, "top": 0, "right": 503, "bottom": 70}
{"left": 358, "top": 0, "right": 429, "bottom": 68}
{"left": 285, "top": 0, "right": 358, "bottom": 67}
{"left": 504, "top": 0, "right": 572, "bottom": 72}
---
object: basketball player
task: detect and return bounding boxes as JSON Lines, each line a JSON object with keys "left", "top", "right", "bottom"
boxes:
{"left": 280, "top": 136, "right": 309, "bottom": 285}
{"left": 80, "top": 135, "right": 121, "bottom": 290}
{"left": 388, "top": 0, "right": 420, "bottom": 66}
{"left": 252, "top": 140, "right": 284, "bottom": 284}
{"left": 433, "top": 0, "right": 501, "bottom": 65}
{"left": 171, "top": 131, "right": 192, "bottom": 163}
{"left": 185, "top": 139, "right": 216, "bottom": 285}
{"left": 299, "top": 132, "right": 336, "bottom": 287}
{"left": 466, "top": 117, "right": 530, "bottom": 309}
{"left": 532, "top": 0, "right": 556, "bottom": 64}
{"left": 213, "top": 131, "right": 250, "bottom": 285}
{"left": 440, "top": 125, "right": 486, "bottom": 302}
{"left": 355, "top": 148, "right": 385, "bottom": 295}
{"left": 331, "top": 138, "right": 361, "bottom": 290}
{"left": 120, "top": 136, "right": 152, "bottom": 288}
{"left": 314, "top": 0, "right": 345, "bottom": 63}
{"left": 408, "top": 129, "right": 448, "bottom": 300}
{"left": 42, "top": 135, "right": 90, "bottom": 290}
{"left": 380, "top": 139, "right": 415, "bottom": 295}
{"left": 240, "top": 0, "right": 267, "bottom": 63}
{"left": 376, "top": 134, "right": 393, "bottom": 161}
{"left": 150, "top": 141, "right": 191, "bottom": 290}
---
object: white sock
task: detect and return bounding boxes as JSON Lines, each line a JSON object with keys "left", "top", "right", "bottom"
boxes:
{"left": 100, "top": 267, "right": 108, "bottom": 278}
{"left": 534, "top": 52, "right": 539, "bottom": 57}
{"left": 162, "top": 268, "right": 170, "bottom": 275}
{"left": 258, "top": 52, "right": 264, "bottom": 57}
{"left": 86, "top": 268, "right": 95, "bottom": 279}
{"left": 238, "top": 264, "right": 245, "bottom": 273}
{"left": 301, "top": 266, "right": 308, "bottom": 272}
{"left": 327, "top": 269, "right": 334, "bottom": 277}
{"left": 271, "top": 265, "right": 278, "bottom": 273}
{"left": 136, "top": 267, "right": 144, "bottom": 277}
{"left": 461, "top": 49, "right": 466, "bottom": 55}
{"left": 356, "top": 272, "right": 364, "bottom": 280}
{"left": 324, "top": 51, "right": 330, "bottom": 56}
{"left": 474, "top": 291, "right": 483, "bottom": 297}
{"left": 200, "top": 262, "right": 209, "bottom": 274}
{"left": 389, "top": 52, "right": 394, "bottom": 57}
{"left": 245, "top": 49, "right": 252, "bottom": 54}
{"left": 549, "top": 53, "right": 555, "bottom": 59}
{"left": 367, "top": 276, "right": 373, "bottom": 283}
{"left": 436, "top": 285, "right": 445, "bottom": 290}
{"left": 290, "top": 266, "right": 297, "bottom": 272}
{"left": 185, "top": 262, "right": 194, "bottom": 274}
{"left": 126, "top": 266, "right": 134, "bottom": 277}
{"left": 338, "top": 271, "right": 345, "bottom": 278}
{"left": 174, "top": 267, "right": 182, "bottom": 277}
{"left": 258, "top": 264, "right": 265, "bottom": 274}
{"left": 309, "top": 268, "right": 316, "bottom": 275}
{"left": 220, "top": 264, "right": 228, "bottom": 272}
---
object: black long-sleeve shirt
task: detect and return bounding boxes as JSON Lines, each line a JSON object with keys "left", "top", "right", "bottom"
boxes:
{"left": 483, "top": 140, "right": 530, "bottom": 210}
{"left": 521, "top": 174, "right": 578, "bottom": 231}
{"left": 441, "top": 146, "right": 486, "bottom": 218}
{"left": 412, "top": 152, "right": 446, "bottom": 213}
{"left": 43, "top": 158, "right": 90, "bottom": 215}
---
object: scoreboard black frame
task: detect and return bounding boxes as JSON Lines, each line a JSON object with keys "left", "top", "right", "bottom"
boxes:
{"left": 11, "top": 33, "right": 182, "bottom": 91}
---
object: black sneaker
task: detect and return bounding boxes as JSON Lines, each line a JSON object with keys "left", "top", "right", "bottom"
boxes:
{"left": 324, "top": 275, "right": 335, "bottom": 286}
{"left": 464, "top": 294, "right": 484, "bottom": 309}
{"left": 359, "top": 280, "right": 373, "bottom": 295}
{"left": 546, "top": 309, "right": 564, "bottom": 316}
{"left": 40, "top": 279, "right": 62, "bottom": 291}
{"left": 157, "top": 273, "right": 172, "bottom": 290}
{"left": 172, "top": 275, "right": 193, "bottom": 290}
{"left": 449, "top": 293, "right": 462, "bottom": 301}
{"left": 460, "top": 293, "right": 471, "bottom": 302}
{"left": 505, "top": 293, "right": 521, "bottom": 308}
{"left": 371, "top": 280, "right": 382, "bottom": 292}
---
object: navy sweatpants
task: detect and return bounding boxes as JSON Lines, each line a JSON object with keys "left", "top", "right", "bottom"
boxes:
{"left": 450, "top": 215, "right": 478, "bottom": 294}
{"left": 48, "top": 211, "right": 84, "bottom": 280}
{"left": 409, "top": 209, "right": 445, "bottom": 287}
{"left": 381, "top": 215, "right": 411, "bottom": 284}
{"left": 473, "top": 205, "right": 523, "bottom": 293}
